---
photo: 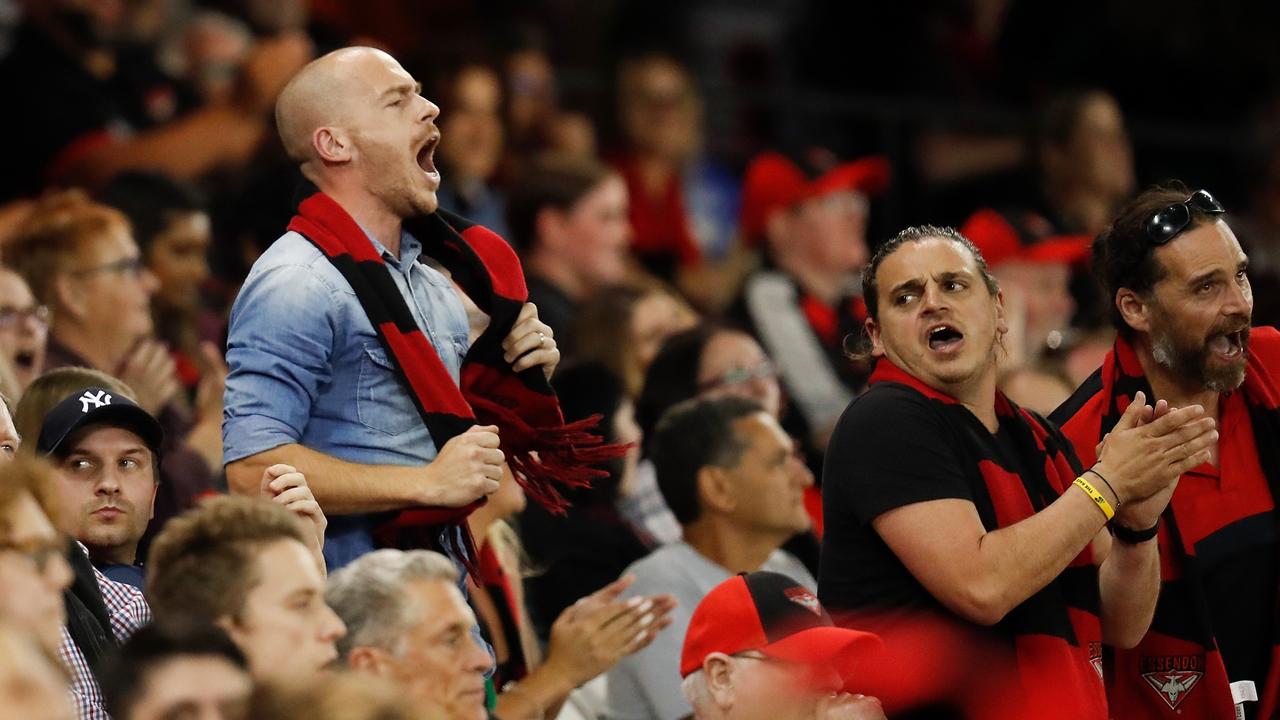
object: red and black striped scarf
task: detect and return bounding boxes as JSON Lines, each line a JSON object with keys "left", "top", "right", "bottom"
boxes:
{"left": 1054, "top": 328, "right": 1280, "bottom": 719}
{"left": 869, "top": 359, "right": 1107, "bottom": 720}
{"left": 288, "top": 190, "right": 622, "bottom": 566}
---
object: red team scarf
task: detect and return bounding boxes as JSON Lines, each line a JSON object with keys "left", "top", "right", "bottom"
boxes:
{"left": 868, "top": 359, "right": 1108, "bottom": 720}
{"left": 1054, "top": 328, "right": 1280, "bottom": 719}
{"left": 288, "top": 190, "right": 625, "bottom": 568}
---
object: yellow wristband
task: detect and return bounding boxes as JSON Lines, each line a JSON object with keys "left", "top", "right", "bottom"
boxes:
{"left": 1074, "top": 475, "right": 1115, "bottom": 521}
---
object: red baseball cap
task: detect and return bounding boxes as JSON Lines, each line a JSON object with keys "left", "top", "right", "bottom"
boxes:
{"left": 740, "top": 152, "right": 890, "bottom": 246}
{"left": 961, "top": 208, "right": 1092, "bottom": 269}
{"left": 680, "top": 572, "right": 883, "bottom": 685}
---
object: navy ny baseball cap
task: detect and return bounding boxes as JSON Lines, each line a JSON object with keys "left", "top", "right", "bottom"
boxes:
{"left": 36, "top": 387, "right": 164, "bottom": 457}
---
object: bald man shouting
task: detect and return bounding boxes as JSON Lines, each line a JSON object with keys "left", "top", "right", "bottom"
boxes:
{"left": 222, "top": 47, "right": 562, "bottom": 571}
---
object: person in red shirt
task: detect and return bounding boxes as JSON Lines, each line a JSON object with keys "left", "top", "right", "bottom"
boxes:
{"left": 1052, "top": 184, "right": 1277, "bottom": 719}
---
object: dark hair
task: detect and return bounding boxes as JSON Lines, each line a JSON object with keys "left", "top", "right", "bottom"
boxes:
{"left": 98, "top": 172, "right": 206, "bottom": 258}
{"left": 635, "top": 323, "right": 720, "bottom": 446}
{"left": 1092, "top": 181, "right": 1221, "bottom": 335}
{"left": 504, "top": 153, "right": 614, "bottom": 253}
{"left": 650, "top": 396, "right": 763, "bottom": 525}
{"left": 100, "top": 621, "right": 247, "bottom": 719}
{"left": 551, "top": 361, "right": 629, "bottom": 502}
{"left": 862, "top": 225, "right": 999, "bottom": 322}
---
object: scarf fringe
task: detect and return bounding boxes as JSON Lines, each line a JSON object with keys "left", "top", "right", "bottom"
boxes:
{"left": 467, "top": 395, "right": 629, "bottom": 514}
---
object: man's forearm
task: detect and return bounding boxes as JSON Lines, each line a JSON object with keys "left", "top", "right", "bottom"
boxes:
{"left": 226, "top": 443, "right": 427, "bottom": 514}
{"left": 1098, "top": 537, "right": 1160, "bottom": 649}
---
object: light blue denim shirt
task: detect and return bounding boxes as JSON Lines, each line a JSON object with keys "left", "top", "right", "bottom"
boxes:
{"left": 223, "top": 228, "right": 471, "bottom": 569}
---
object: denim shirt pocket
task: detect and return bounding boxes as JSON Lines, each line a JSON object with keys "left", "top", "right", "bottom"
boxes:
{"left": 356, "top": 342, "right": 422, "bottom": 436}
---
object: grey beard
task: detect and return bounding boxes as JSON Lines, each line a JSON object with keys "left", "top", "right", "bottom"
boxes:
{"left": 1151, "top": 330, "right": 1246, "bottom": 393}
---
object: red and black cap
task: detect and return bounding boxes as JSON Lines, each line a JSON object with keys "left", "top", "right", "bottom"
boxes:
{"left": 680, "top": 571, "right": 883, "bottom": 683}
{"left": 36, "top": 387, "right": 164, "bottom": 457}
{"left": 960, "top": 208, "right": 1092, "bottom": 269}
{"left": 740, "top": 151, "right": 890, "bottom": 246}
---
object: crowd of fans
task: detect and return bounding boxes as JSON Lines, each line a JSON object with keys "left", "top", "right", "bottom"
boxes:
{"left": 1, "top": 1, "right": 1278, "bottom": 719}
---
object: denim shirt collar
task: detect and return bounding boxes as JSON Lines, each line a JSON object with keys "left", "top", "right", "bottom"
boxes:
{"left": 358, "top": 223, "right": 422, "bottom": 269}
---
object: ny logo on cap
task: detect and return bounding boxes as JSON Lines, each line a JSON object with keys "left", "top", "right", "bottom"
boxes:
{"left": 79, "top": 390, "right": 113, "bottom": 413}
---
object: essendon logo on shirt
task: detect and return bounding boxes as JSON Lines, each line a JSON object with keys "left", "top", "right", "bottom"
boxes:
{"left": 1140, "top": 655, "right": 1204, "bottom": 710}
{"left": 1088, "top": 641, "right": 1103, "bottom": 679}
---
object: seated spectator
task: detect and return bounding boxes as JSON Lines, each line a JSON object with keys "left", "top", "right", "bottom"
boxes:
{"left": 146, "top": 495, "right": 344, "bottom": 683}
{"left": 7, "top": 192, "right": 220, "bottom": 523}
{"left": 522, "top": 362, "right": 651, "bottom": 629}
{"left": 0, "top": 0, "right": 310, "bottom": 199}
{"left": 606, "top": 396, "right": 815, "bottom": 720}
{"left": 2, "top": 445, "right": 151, "bottom": 719}
{"left": 573, "top": 281, "right": 698, "bottom": 397}
{"left": 98, "top": 172, "right": 226, "bottom": 396}
{"left": 628, "top": 324, "right": 786, "bottom": 546}
{"left": 100, "top": 622, "right": 251, "bottom": 720}
{"left": 25, "top": 378, "right": 164, "bottom": 588}
{"left": 0, "top": 455, "right": 74, "bottom": 654}
{"left": 680, "top": 572, "right": 885, "bottom": 720}
{"left": 960, "top": 216, "right": 1088, "bottom": 413}
{"left": 0, "top": 266, "right": 48, "bottom": 398}
{"left": 610, "top": 52, "right": 742, "bottom": 307}
{"left": 247, "top": 673, "right": 414, "bottom": 720}
{"left": 436, "top": 62, "right": 509, "bottom": 238}
{"left": 733, "top": 151, "right": 890, "bottom": 454}
{"left": 506, "top": 153, "right": 633, "bottom": 348}
{"left": 325, "top": 549, "right": 492, "bottom": 720}
{"left": 0, "top": 623, "right": 74, "bottom": 720}
{"left": 959, "top": 88, "right": 1135, "bottom": 332}
{"left": 469, "top": 459, "right": 673, "bottom": 718}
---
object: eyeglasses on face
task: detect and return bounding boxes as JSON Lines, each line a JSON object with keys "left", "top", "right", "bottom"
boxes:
{"left": 71, "top": 256, "right": 146, "bottom": 279}
{"left": 699, "top": 361, "right": 777, "bottom": 392}
{"left": 0, "top": 304, "right": 49, "bottom": 329}
{"left": 0, "top": 538, "right": 66, "bottom": 573}
{"left": 1144, "top": 189, "right": 1226, "bottom": 246}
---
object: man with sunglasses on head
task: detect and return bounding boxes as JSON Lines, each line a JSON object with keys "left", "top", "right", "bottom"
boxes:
{"left": 1053, "top": 184, "right": 1273, "bottom": 719}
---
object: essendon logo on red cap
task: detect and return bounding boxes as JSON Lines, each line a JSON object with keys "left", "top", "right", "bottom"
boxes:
{"left": 784, "top": 587, "right": 822, "bottom": 616}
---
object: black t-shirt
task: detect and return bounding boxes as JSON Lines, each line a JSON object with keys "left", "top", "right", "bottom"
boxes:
{"left": 818, "top": 381, "right": 1069, "bottom": 624}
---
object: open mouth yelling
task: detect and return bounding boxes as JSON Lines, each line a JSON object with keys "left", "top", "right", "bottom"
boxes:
{"left": 1208, "top": 329, "right": 1247, "bottom": 359}
{"left": 927, "top": 324, "right": 965, "bottom": 354}
{"left": 416, "top": 132, "right": 442, "bottom": 184}
{"left": 12, "top": 350, "right": 35, "bottom": 371}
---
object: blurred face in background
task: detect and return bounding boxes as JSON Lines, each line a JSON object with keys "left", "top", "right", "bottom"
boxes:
{"left": 1044, "top": 92, "right": 1134, "bottom": 205}
{"left": 58, "top": 224, "right": 158, "bottom": 355}
{"left": 619, "top": 56, "right": 699, "bottom": 165}
{"left": 439, "top": 66, "right": 504, "bottom": 183}
{"left": 697, "top": 330, "right": 782, "bottom": 419}
{"left": 630, "top": 290, "right": 697, "bottom": 372}
{"left": 0, "top": 489, "right": 73, "bottom": 653}
{"left": 543, "top": 174, "right": 632, "bottom": 293}
{"left": 0, "top": 268, "right": 48, "bottom": 392}
{"left": 790, "top": 191, "right": 871, "bottom": 277}
{"left": 148, "top": 211, "right": 212, "bottom": 313}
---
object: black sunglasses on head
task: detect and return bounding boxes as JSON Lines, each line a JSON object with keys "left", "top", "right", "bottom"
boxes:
{"left": 1144, "top": 189, "right": 1226, "bottom": 245}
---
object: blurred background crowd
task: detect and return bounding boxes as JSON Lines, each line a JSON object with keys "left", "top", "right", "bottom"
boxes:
{"left": 2, "top": 0, "right": 1280, "bottom": 718}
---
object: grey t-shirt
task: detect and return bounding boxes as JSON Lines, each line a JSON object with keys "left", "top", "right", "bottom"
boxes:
{"left": 604, "top": 541, "right": 816, "bottom": 720}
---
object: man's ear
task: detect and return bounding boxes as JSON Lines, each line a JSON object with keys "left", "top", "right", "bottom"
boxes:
{"left": 313, "top": 126, "right": 352, "bottom": 164}
{"left": 866, "top": 318, "right": 885, "bottom": 358}
{"left": 347, "top": 646, "right": 388, "bottom": 675}
{"left": 703, "top": 653, "right": 737, "bottom": 708}
{"left": 994, "top": 289, "right": 1009, "bottom": 337}
{"left": 1116, "top": 288, "right": 1151, "bottom": 334}
{"left": 697, "top": 465, "right": 736, "bottom": 515}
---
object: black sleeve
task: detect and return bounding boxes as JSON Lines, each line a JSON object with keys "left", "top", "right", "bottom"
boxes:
{"left": 822, "top": 384, "right": 974, "bottom": 527}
